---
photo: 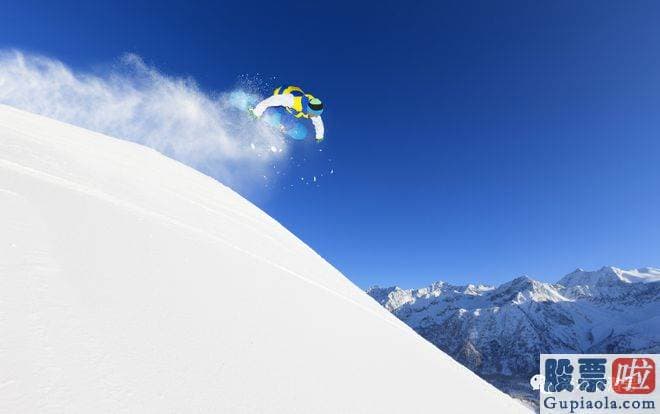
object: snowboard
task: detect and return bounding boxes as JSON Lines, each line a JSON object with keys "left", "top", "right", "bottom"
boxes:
{"left": 228, "top": 91, "right": 308, "bottom": 141}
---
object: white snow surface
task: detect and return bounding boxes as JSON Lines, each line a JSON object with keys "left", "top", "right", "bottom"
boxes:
{"left": 559, "top": 266, "right": 660, "bottom": 287}
{"left": 0, "top": 105, "right": 528, "bottom": 413}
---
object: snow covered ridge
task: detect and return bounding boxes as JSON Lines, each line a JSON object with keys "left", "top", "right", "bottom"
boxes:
{"left": 367, "top": 266, "right": 660, "bottom": 406}
{"left": 0, "top": 105, "right": 529, "bottom": 413}
{"left": 0, "top": 50, "right": 287, "bottom": 193}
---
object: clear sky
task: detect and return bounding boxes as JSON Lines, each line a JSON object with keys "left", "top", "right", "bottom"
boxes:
{"left": 2, "top": 1, "right": 659, "bottom": 288}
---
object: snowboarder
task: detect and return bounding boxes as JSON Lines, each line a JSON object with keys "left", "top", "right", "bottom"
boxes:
{"left": 250, "top": 86, "right": 325, "bottom": 141}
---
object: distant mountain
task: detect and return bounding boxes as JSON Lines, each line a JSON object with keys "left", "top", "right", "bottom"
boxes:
{"left": 367, "top": 266, "right": 660, "bottom": 407}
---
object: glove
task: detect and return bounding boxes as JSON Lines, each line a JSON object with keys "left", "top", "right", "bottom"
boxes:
{"left": 316, "top": 136, "right": 324, "bottom": 142}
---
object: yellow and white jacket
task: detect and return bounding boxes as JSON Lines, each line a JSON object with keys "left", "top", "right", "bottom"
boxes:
{"left": 253, "top": 86, "right": 325, "bottom": 140}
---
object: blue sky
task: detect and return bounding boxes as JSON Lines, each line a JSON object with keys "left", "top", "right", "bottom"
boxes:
{"left": 2, "top": 1, "right": 659, "bottom": 288}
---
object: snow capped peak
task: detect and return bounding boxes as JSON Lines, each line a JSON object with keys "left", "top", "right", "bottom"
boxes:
{"left": 620, "top": 267, "right": 660, "bottom": 283}
{"left": 372, "top": 267, "right": 659, "bottom": 314}
{"left": 489, "top": 276, "right": 566, "bottom": 304}
{"left": 507, "top": 275, "right": 534, "bottom": 287}
{"left": 463, "top": 283, "right": 494, "bottom": 295}
{"left": 366, "top": 285, "right": 419, "bottom": 312}
{"left": 491, "top": 276, "right": 534, "bottom": 296}
{"left": 558, "top": 266, "right": 660, "bottom": 288}
{"left": 365, "top": 285, "right": 399, "bottom": 296}
{"left": 365, "top": 285, "right": 401, "bottom": 307}
{"left": 558, "top": 266, "right": 618, "bottom": 288}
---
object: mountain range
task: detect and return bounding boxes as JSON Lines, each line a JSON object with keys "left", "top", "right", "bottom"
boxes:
{"left": 367, "top": 266, "right": 660, "bottom": 406}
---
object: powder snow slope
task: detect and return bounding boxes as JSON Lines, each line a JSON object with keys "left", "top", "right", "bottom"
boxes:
{"left": 0, "top": 105, "right": 527, "bottom": 413}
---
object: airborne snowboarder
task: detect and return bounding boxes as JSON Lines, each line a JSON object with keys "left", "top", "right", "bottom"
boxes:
{"left": 250, "top": 85, "right": 325, "bottom": 141}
